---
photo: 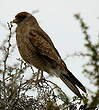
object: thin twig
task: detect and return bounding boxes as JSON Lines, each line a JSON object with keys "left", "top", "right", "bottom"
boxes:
{"left": 3, "top": 22, "right": 13, "bottom": 99}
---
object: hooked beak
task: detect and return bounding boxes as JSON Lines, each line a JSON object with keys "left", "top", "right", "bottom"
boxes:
{"left": 12, "top": 19, "right": 17, "bottom": 23}
{"left": 11, "top": 18, "right": 19, "bottom": 24}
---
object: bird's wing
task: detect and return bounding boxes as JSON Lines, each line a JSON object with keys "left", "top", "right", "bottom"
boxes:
{"left": 37, "top": 27, "right": 61, "bottom": 58}
{"left": 29, "top": 29, "right": 61, "bottom": 63}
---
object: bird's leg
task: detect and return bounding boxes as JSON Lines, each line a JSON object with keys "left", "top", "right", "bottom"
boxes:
{"left": 37, "top": 70, "right": 43, "bottom": 80}
{"left": 41, "top": 70, "right": 43, "bottom": 78}
{"left": 37, "top": 69, "right": 40, "bottom": 80}
{"left": 40, "top": 70, "right": 43, "bottom": 80}
{"left": 34, "top": 70, "right": 43, "bottom": 84}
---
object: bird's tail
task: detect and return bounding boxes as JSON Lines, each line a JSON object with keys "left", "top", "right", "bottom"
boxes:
{"left": 59, "top": 70, "right": 86, "bottom": 98}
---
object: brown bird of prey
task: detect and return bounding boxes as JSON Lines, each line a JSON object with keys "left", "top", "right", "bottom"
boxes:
{"left": 13, "top": 12, "right": 86, "bottom": 98}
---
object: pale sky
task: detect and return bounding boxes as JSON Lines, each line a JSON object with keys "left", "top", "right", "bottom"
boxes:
{"left": 0, "top": 0, "right": 98, "bottom": 97}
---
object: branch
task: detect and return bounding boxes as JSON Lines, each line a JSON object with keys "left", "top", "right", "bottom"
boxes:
{"left": 3, "top": 22, "right": 13, "bottom": 99}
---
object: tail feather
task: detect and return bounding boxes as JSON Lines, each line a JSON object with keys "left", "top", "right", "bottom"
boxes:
{"left": 59, "top": 70, "right": 86, "bottom": 98}
{"left": 60, "top": 73, "right": 83, "bottom": 98}
{"left": 67, "top": 70, "right": 86, "bottom": 93}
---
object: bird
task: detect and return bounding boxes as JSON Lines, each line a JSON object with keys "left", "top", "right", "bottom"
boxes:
{"left": 12, "top": 12, "right": 86, "bottom": 98}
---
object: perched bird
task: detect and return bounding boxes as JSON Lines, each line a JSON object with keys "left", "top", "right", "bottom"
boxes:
{"left": 13, "top": 12, "right": 86, "bottom": 98}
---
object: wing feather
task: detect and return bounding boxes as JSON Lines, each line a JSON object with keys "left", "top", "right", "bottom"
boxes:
{"left": 29, "top": 29, "right": 61, "bottom": 64}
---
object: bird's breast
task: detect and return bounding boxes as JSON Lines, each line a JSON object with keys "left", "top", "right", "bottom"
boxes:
{"left": 16, "top": 30, "right": 36, "bottom": 62}
{"left": 16, "top": 31, "right": 49, "bottom": 72}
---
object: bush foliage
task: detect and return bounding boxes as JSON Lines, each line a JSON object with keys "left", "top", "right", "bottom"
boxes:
{"left": 0, "top": 14, "right": 98, "bottom": 110}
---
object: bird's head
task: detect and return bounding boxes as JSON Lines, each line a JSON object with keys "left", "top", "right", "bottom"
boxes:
{"left": 12, "top": 12, "right": 37, "bottom": 25}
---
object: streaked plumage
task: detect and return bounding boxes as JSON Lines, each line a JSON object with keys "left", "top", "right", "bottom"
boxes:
{"left": 13, "top": 12, "right": 86, "bottom": 98}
